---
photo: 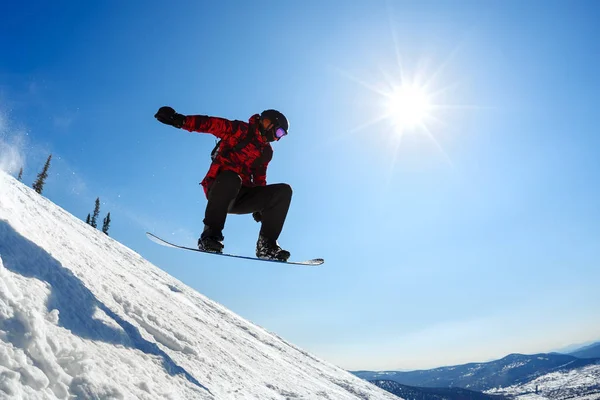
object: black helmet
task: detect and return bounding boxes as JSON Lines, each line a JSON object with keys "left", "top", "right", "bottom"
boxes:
{"left": 261, "top": 109, "right": 289, "bottom": 132}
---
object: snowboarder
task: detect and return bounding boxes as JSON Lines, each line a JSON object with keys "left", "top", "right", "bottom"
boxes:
{"left": 154, "top": 106, "right": 292, "bottom": 261}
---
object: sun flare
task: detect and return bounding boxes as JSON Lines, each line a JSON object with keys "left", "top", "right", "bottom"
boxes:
{"left": 384, "top": 84, "right": 432, "bottom": 130}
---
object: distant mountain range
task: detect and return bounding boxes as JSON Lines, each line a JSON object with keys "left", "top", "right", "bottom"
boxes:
{"left": 370, "top": 380, "right": 508, "bottom": 400}
{"left": 353, "top": 352, "right": 600, "bottom": 392}
{"left": 552, "top": 340, "right": 598, "bottom": 354}
{"left": 567, "top": 341, "right": 600, "bottom": 359}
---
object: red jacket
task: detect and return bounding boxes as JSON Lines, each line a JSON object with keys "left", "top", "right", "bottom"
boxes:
{"left": 182, "top": 114, "right": 273, "bottom": 197}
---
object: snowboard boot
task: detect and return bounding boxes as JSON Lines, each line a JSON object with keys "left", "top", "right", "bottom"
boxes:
{"left": 256, "top": 235, "right": 290, "bottom": 261}
{"left": 198, "top": 227, "right": 224, "bottom": 253}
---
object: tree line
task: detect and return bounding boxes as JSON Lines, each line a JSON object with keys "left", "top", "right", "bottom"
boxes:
{"left": 15, "top": 154, "right": 112, "bottom": 235}
{"left": 85, "top": 198, "right": 111, "bottom": 234}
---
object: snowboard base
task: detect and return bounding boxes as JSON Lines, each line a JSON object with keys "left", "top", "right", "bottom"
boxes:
{"left": 146, "top": 232, "right": 324, "bottom": 266}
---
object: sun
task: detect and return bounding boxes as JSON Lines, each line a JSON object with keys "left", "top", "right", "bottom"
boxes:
{"left": 384, "top": 84, "right": 432, "bottom": 131}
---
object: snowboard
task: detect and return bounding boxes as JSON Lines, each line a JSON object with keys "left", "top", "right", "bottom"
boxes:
{"left": 146, "top": 232, "right": 324, "bottom": 266}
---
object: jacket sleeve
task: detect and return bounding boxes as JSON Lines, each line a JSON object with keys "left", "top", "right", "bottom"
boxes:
{"left": 181, "top": 115, "right": 242, "bottom": 139}
{"left": 252, "top": 162, "right": 268, "bottom": 186}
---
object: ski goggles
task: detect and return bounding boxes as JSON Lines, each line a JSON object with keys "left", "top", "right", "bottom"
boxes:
{"left": 274, "top": 126, "right": 288, "bottom": 139}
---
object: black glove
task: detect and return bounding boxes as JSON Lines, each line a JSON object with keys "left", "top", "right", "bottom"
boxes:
{"left": 155, "top": 106, "right": 186, "bottom": 128}
{"left": 252, "top": 211, "right": 262, "bottom": 223}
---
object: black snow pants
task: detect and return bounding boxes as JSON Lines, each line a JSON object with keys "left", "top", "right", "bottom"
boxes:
{"left": 203, "top": 170, "right": 292, "bottom": 241}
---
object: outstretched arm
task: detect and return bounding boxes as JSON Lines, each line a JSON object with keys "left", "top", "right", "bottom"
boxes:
{"left": 182, "top": 115, "right": 239, "bottom": 140}
{"left": 154, "top": 106, "right": 240, "bottom": 139}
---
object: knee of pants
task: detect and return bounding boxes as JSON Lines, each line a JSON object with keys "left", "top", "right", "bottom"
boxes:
{"left": 274, "top": 183, "right": 293, "bottom": 201}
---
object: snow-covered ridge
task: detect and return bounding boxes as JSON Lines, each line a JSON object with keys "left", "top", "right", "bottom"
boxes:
{"left": 486, "top": 364, "right": 600, "bottom": 400}
{"left": 0, "top": 171, "right": 399, "bottom": 399}
{"left": 353, "top": 352, "right": 600, "bottom": 399}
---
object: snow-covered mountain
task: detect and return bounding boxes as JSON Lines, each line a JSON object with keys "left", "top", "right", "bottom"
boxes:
{"left": 0, "top": 170, "right": 399, "bottom": 399}
{"left": 485, "top": 363, "right": 600, "bottom": 400}
{"left": 353, "top": 353, "right": 600, "bottom": 391}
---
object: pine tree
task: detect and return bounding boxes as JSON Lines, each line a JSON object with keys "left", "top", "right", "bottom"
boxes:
{"left": 32, "top": 154, "right": 52, "bottom": 194}
{"left": 17, "top": 168, "right": 23, "bottom": 181}
{"left": 102, "top": 212, "right": 111, "bottom": 235}
{"left": 91, "top": 197, "right": 100, "bottom": 228}
{"left": 86, "top": 213, "right": 91, "bottom": 225}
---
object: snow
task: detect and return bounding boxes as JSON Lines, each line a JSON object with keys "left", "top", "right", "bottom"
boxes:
{"left": 501, "top": 360, "right": 529, "bottom": 371}
{"left": 0, "top": 171, "right": 399, "bottom": 399}
{"left": 486, "top": 363, "right": 600, "bottom": 400}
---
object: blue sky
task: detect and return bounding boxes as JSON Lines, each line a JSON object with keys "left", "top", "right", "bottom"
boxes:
{"left": 1, "top": 0, "right": 599, "bottom": 370}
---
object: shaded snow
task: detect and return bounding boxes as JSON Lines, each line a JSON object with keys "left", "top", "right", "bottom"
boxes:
{"left": 0, "top": 171, "right": 399, "bottom": 399}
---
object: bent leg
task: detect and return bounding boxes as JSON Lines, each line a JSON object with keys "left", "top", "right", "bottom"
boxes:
{"left": 229, "top": 184, "right": 292, "bottom": 241}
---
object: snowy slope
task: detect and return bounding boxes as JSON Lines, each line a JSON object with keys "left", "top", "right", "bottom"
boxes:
{"left": 0, "top": 171, "right": 399, "bottom": 400}
{"left": 485, "top": 364, "right": 600, "bottom": 400}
